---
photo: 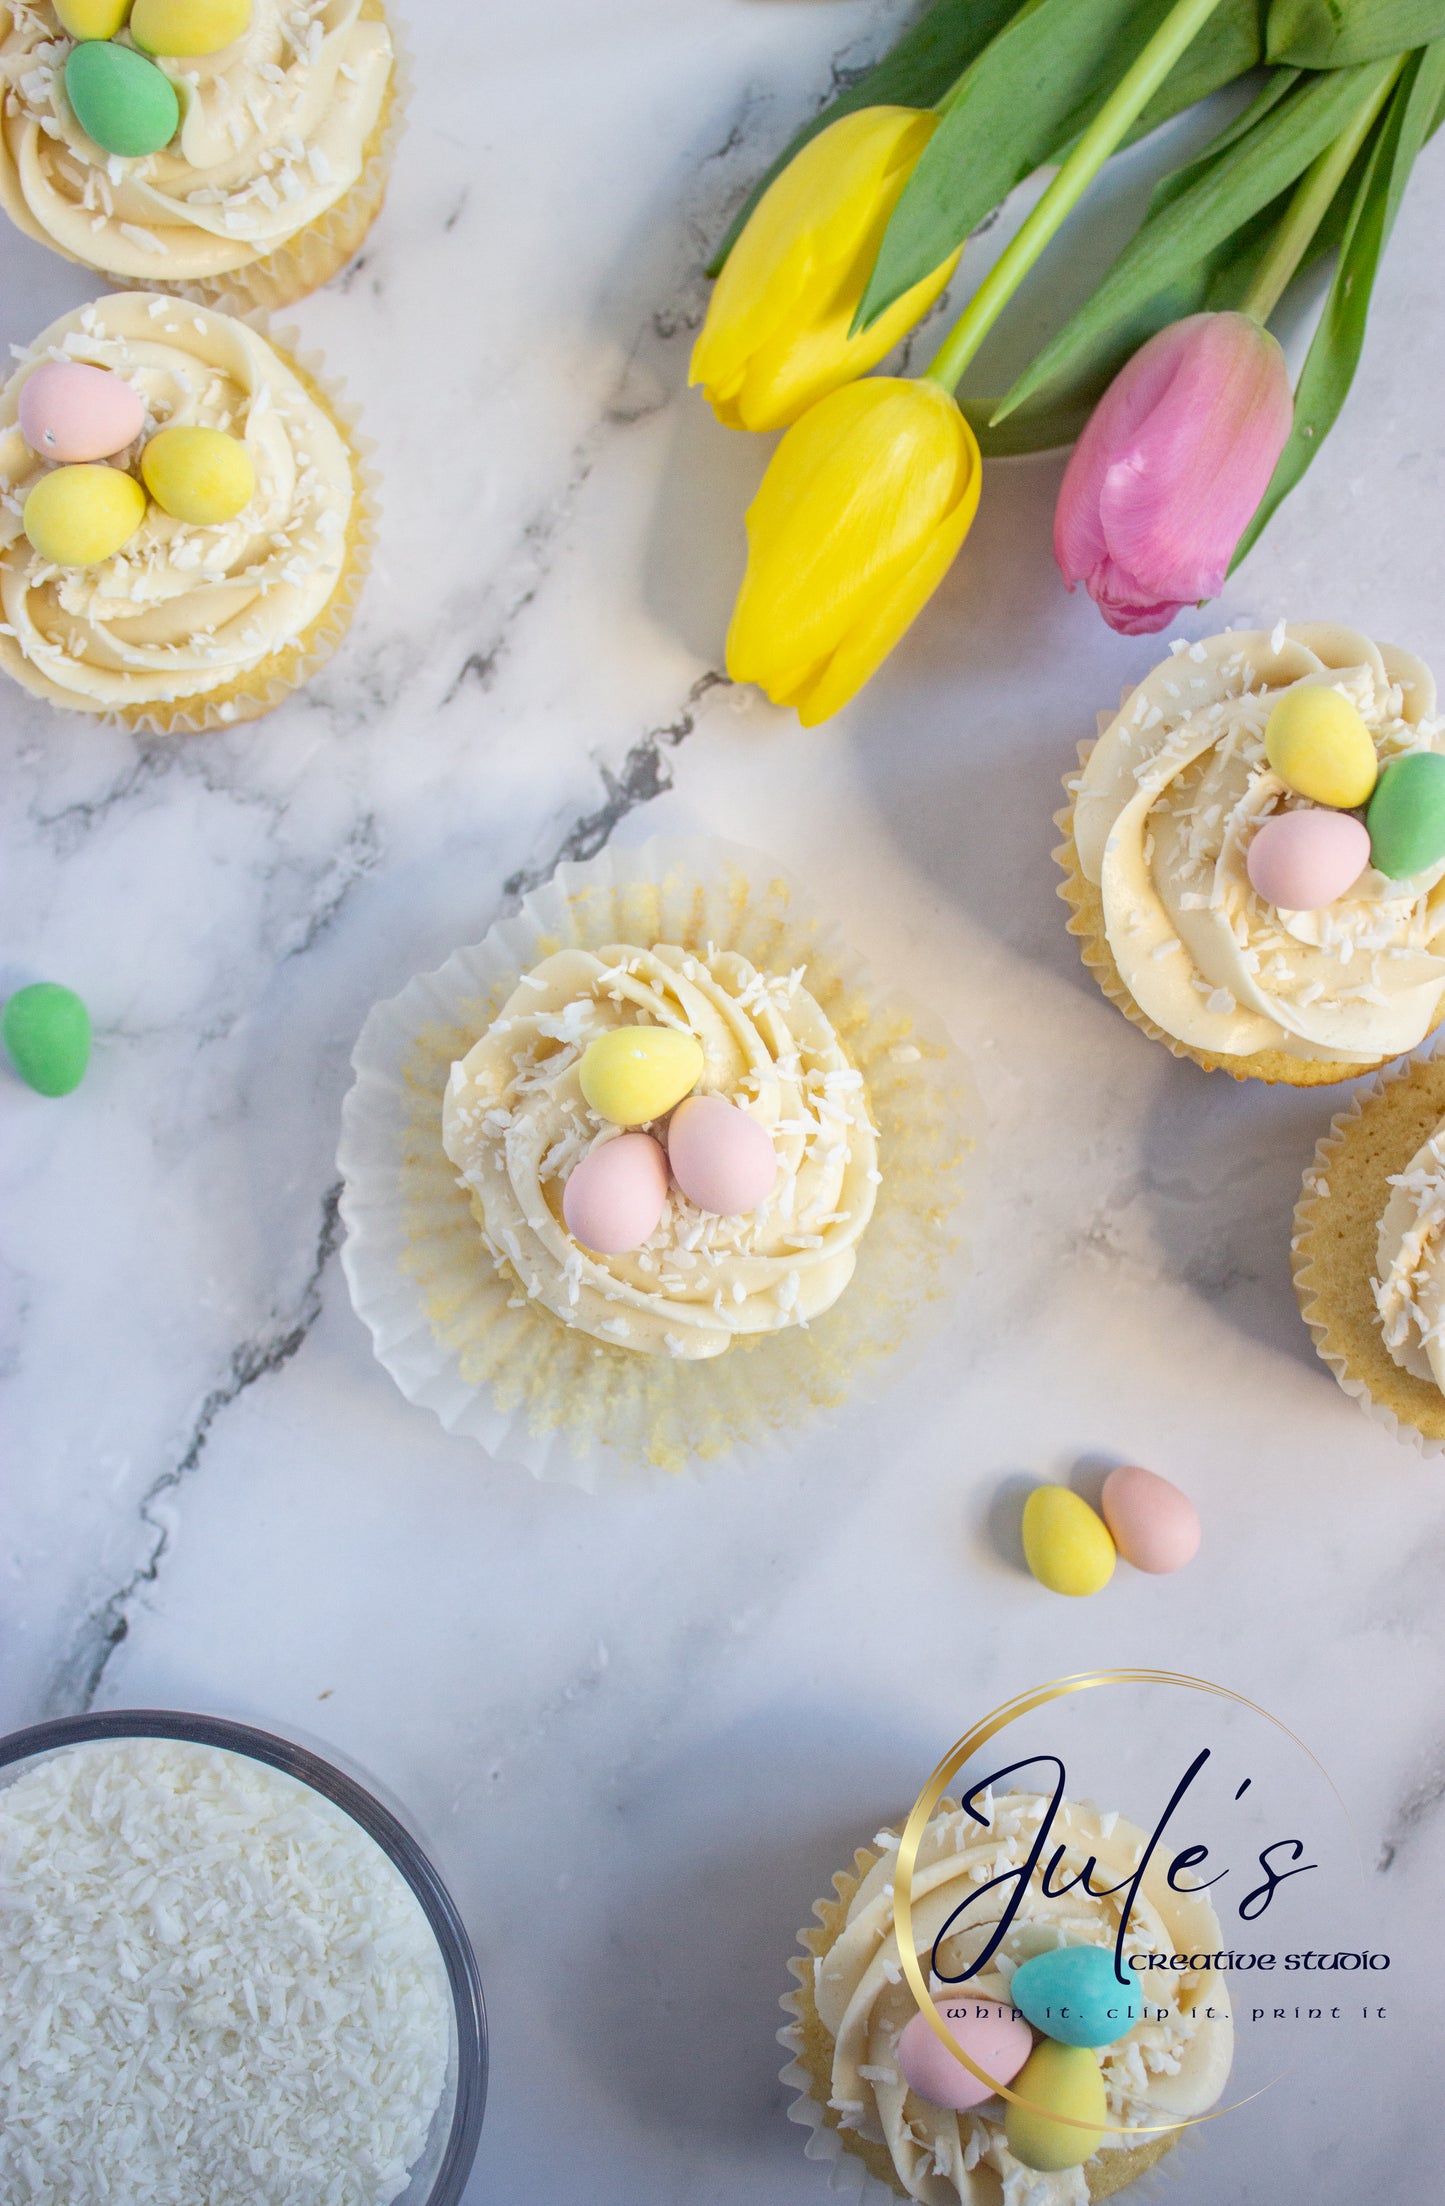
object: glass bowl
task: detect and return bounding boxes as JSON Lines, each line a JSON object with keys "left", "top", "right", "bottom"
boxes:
{"left": 0, "top": 1708, "right": 487, "bottom": 2206}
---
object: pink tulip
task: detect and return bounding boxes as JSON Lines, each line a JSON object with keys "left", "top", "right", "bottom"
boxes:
{"left": 1054, "top": 311, "right": 1293, "bottom": 636}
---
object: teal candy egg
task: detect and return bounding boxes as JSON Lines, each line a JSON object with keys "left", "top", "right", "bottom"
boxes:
{"left": 1010, "top": 1944, "right": 1142, "bottom": 2050}
{"left": 65, "top": 38, "right": 180, "bottom": 159}
{"left": 2, "top": 983, "right": 92, "bottom": 1097}
{"left": 1367, "top": 752, "right": 1445, "bottom": 880}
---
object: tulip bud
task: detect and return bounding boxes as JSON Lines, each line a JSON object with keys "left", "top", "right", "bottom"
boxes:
{"left": 690, "top": 108, "right": 962, "bottom": 434}
{"left": 1054, "top": 311, "right": 1294, "bottom": 636}
{"left": 726, "top": 376, "right": 982, "bottom": 724}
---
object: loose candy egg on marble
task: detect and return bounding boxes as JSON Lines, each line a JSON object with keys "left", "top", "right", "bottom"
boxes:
{"left": 142, "top": 424, "right": 255, "bottom": 525}
{"left": 1366, "top": 751, "right": 1445, "bottom": 880}
{"left": 2, "top": 983, "right": 92, "bottom": 1097}
{"left": 1265, "top": 686, "right": 1378, "bottom": 810}
{"left": 1011, "top": 1945, "right": 1143, "bottom": 2050}
{"left": 562, "top": 1132, "right": 670, "bottom": 1255}
{"left": 896, "top": 1999, "right": 1033, "bottom": 2112}
{"left": 131, "top": 0, "right": 252, "bottom": 56}
{"left": 64, "top": 37, "right": 180, "bottom": 159}
{"left": 18, "top": 361, "right": 145, "bottom": 463}
{"left": 579, "top": 1024, "right": 703, "bottom": 1127}
{"left": 23, "top": 463, "right": 146, "bottom": 566}
{"left": 54, "top": 0, "right": 132, "bottom": 42}
{"left": 1245, "top": 807, "right": 1370, "bottom": 911}
{"left": 1101, "top": 1464, "right": 1200, "bottom": 1575}
{"left": 666, "top": 1093, "right": 776, "bottom": 1215}
{"left": 1021, "top": 1486, "right": 1115, "bottom": 1598}
{"left": 1004, "top": 2041, "right": 1107, "bottom": 2173}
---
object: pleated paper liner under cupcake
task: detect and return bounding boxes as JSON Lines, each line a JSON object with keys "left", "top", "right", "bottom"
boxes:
{"left": 0, "top": 317, "right": 377, "bottom": 739}
{"left": 1293, "top": 1052, "right": 1445, "bottom": 1455}
{"left": 779, "top": 1824, "right": 1187, "bottom": 2205}
{"left": 1054, "top": 744, "right": 1405, "bottom": 1089}
{"left": 337, "top": 837, "right": 980, "bottom": 1489}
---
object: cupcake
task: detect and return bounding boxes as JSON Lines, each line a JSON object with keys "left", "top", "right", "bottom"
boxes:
{"left": 0, "top": 2, "right": 399, "bottom": 313}
{"left": 782, "top": 1790, "right": 1234, "bottom": 2204}
{"left": 1058, "top": 623, "right": 1445, "bottom": 1084}
{"left": 1293, "top": 1054, "right": 1445, "bottom": 1451}
{"left": 337, "top": 839, "right": 976, "bottom": 1484}
{"left": 0, "top": 292, "right": 372, "bottom": 731}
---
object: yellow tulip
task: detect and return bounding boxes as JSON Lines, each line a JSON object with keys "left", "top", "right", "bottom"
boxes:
{"left": 726, "top": 376, "right": 981, "bottom": 724}
{"left": 690, "top": 107, "right": 961, "bottom": 433}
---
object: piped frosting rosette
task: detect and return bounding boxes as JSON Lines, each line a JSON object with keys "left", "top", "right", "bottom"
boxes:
{"left": 0, "top": 2, "right": 400, "bottom": 310}
{"left": 782, "top": 1792, "right": 1233, "bottom": 2206}
{"left": 1058, "top": 624, "right": 1445, "bottom": 1083}
{"left": 0, "top": 292, "right": 371, "bottom": 729}
{"left": 338, "top": 838, "right": 977, "bottom": 1485}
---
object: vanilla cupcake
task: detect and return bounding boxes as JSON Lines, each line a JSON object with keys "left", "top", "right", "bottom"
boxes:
{"left": 782, "top": 1791, "right": 1233, "bottom": 2205}
{"left": 1293, "top": 1054, "right": 1445, "bottom": 1451}
{"left": 1058, "top": 625, "right": 1445, "bottom": 1084}
{"left": 0, "top": 2, "right": 399, "bottom": 312}
{"left": 338, "top": 839, "right": 976, "bottom": 1483}
{"left": 0, "top": 292, "right": 371, "bottom": 730}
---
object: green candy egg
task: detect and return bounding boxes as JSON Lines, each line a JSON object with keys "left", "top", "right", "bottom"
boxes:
{"left": 1366, "top": 752, "right": 1445, "bottom": 880}
{"left": 2, "top": 983, "right": 92, "bottom": 1097}
{"left": 64, "top": 37, "right": 180, "bottom": 160}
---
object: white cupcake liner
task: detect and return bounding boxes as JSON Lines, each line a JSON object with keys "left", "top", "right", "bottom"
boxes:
{"left": 337, "top": 836, "right": 980, "bottom": 1489}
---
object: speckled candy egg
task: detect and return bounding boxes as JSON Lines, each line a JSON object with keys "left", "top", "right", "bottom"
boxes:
{"left": 896, "top": 1999, "right": 1032, "bottom": 2112}
{"left": 1366, "top": 751, "right": 1445, "bottom": 880}
{"left": 18, "top": 361, "right": 145, "bottom": 464}
{"left": 562, "top": 1133, "right": 670, "bottom": 1255}
{"left": 54, "top": 0, "right": 131, "bottom": 41}
{"left": 64, "top": 37, "right": 180, "bottom": 160}
{"left": 1004, "top": 2041, "right": 1107, "bottom": 2173}
{"left": 1021, "top": 1486, "right": 1115, "bottom": 1598}
{"left": 131, "top": 0, "right": 252, "bottom": 56}
{"left": 1265, "top": 686, "right": 1378, "bottom": 810}
{"left": 2, "top": 983, "right": 92, "bottom": 1097}
{"left": 1011, "top": 1944, "right": 1143, "bottom": 2049}
{"left": 23, "top": 464, "right": 146, "bottom": 567}
{"left": 579, "top": 1025, "right": 703, "bottom": 1127}
{"left": 1101, "top": 1464, "right": 1200, "bottom": 1575}
{"left": 1245, "top": 807, "right": 1370, "bottom": 912}
{"left": 142, "top": 425, "right": 255, "bottom": 525}
{"left": 666, "top": 1093, "right": 776, "bottom": 1214}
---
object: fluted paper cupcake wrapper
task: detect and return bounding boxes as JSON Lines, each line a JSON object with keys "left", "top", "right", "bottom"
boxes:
{"left": 779, "top": 1837, "right": 1189, "bottom": 2204}
{"left": 337, "top": 836, "right": 980, "bottom": 1489}
{"left": 1292, "top": 1054, "right": 1445, "bottom": 1456}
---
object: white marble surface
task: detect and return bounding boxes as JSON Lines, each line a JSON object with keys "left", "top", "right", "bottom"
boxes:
{"left": 3, "top": 3, "right": 1445, "bottom": 2200}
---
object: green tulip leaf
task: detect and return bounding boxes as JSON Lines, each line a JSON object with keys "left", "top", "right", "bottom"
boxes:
{"left": 1232, "top": 39, "right": 1445, "bottom": 567}
{"left": 857, "top": 0, "right": 1265, "bottom": 329}
{"left": 993, "top": 54, "right": 1399, "bottom": 420}
{"left": 1268, "top": 0, "right": 1445, "bottom": 67}
{"left": 706, "top": 0, "right": 1024, "bottom": 276}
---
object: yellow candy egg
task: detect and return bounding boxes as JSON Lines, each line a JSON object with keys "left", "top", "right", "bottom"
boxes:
{"left": 1264, "top": 686, "right": 1378, "bottom": 810}
{"left": 142, "top": 426, "right": 255, "bottom": 525}
{"left": 579, "top": 1025, "right": 704, "bottom": 1127}
{"left": 1021, "top": 1486, "right": 1116, "bottom": 1598}
{"left": 1004, "top": 2042, "right": 1107, "bottom": 2173}
{"left": 23, "top": 464, "right": 146, "bottom": 566}
{"left": 130, "top": 0, "right": 251, "bottom": 56}
{"left": 54, "top": 0, "right": 132, "bottom": 36}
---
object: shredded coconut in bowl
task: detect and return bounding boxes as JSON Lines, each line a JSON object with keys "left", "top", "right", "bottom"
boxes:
{"left": 0, "top": 1738, "right": 454, "bottom": 2206}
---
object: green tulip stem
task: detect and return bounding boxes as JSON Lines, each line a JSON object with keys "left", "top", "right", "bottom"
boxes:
{"left": 1238, "top": 57, "right": 1406, "bottom": 327}
{"left": 923, "top": 0, "right": 1229, "bottom": 396}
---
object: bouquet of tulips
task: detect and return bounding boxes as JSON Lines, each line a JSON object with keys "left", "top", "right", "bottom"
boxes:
{"left": 692, "top": 0, "right": 1445, "bottom": 721}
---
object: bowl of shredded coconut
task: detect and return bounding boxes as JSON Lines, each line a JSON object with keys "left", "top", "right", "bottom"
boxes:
{"left": 0, "top": 1710, "right": 487, "bottom": 2206}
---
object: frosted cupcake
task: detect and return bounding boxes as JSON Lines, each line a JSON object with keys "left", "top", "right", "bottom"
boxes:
{"left": 0, "top": 2, "right": 399, "bottom": 312}
{"left": 338, "top": 840, "right": 975, "bottom": 1483}
{"left": 1293, "top": 1054, "right": 1445, "bottom": 1451}
{"left": 0, "top": 292, "right": 371, "bottom": 731}
{"left": 1058, "top": 624, "right": 1445, "bottom": 1084}
{"left": 782, "top": 1790, "right": 1234, "bottom": 2204}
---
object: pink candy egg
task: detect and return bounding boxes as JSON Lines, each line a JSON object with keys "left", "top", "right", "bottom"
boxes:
{"left": 1246, "top": 807, "right": 1370, "bottom": 912}
{"left": 18, "top": 361, "right": 145, "bottom": 463}
{"left": 897, "top": 1999, "right": 1033, "bottom": 2112}
{"left": 1101, "top": 1465, "right": 1200, "bottom": 1575}
{"left": 666, "top": 1093, "right": 777, "bottom": 1215}
{"left": 562, "top": 1132, "right": 669, "bottom": 1255}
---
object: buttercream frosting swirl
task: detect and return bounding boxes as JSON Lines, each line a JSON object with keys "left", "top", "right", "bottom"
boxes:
{"left": 0, "top": 0, "right": 391, "bottom": 283}
{"left": 1374, "top": 1118, "right": 1445, "bottom": 1392}
{"left": 440, "top": 942, "right": 880, "bottom": 1360}
{"left": 1075, "top": 625, "right": 1445, "bottom": 1063}
{"left": 812, "top": 1792, "right": 1233, "bottom": 2206}
{"left": 0, "top": 292, "right": 355, "bottom": 713}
